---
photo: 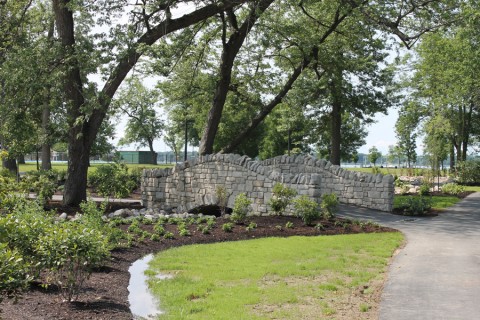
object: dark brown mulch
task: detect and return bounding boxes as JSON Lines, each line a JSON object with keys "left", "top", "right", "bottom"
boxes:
{"left": 0, "top": 203, "right": 397, "bottom": 320}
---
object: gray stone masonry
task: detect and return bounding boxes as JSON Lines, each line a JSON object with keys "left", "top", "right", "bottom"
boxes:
{"left": 141, "top": 154, "right": 394, "bottom": 214}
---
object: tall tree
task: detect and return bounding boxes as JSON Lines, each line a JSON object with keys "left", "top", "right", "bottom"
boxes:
{"left": 113, "top": 77, "right": 164, "bottom": 165}
{"left": 52, "top": 0, "right": 250, "bottom": 205}
{"left": 395, "top": 102, "right": 419, "bottom": 168}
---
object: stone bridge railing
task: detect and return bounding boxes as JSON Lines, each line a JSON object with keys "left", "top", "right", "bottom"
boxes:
{"left": 141, "top": 154, "right": 394, "bottom": 214}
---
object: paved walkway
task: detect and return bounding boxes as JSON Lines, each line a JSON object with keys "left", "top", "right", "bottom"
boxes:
{"left": 338, "top": 192, "right": 480, "bottom": 320}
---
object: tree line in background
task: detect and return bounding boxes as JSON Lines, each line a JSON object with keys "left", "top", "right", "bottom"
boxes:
{"left": 0, "top": 0, "right": 473, "bottom": 206}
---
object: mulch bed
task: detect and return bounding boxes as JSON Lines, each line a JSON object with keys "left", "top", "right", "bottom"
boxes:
{"left": 0, "top": 203, "right": 397, "bottom": 320}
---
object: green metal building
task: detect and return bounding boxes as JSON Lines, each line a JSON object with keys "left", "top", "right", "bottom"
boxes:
{"left": 118, "top": 151, "right": 156, "bottom": 164}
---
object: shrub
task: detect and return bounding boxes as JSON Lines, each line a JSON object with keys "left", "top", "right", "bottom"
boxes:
{"left": 21, "top": 171, "right": 58, "bottom": 205}
{"left": 418, "top": 183, "right": 431, "bottom": 196}
{"left": 222, "top": 223, "right": 234, "bottom": 232}
{"left": 441, "top": 183, "right": 465, "bottom": 195}
{"left": 268, "top": 183, "right": 297, "bottom": 215}
{"left": 293, "top": 195, "right": 319, "bottom": 225}
{"left": 320, "top": 193, "right": 339, "bottom": 219}
{"left": 0, "top": 244, "right": 32, "bottom": 303}
{"left": 230, "top": 193, "right": 251, "bottom": 224}
{"left": 215, "top": 186, "right": 229, "bottom": 216}
{"left": 456, "top": 160, "right": 480, "bottom": 185}
{"left": 88, "top": 162, "right": 138, "bottom": 198}
{"left": 36, "top": 224, "right": 110, "bottom": 302}
{"left": 285, "top": 221, "right": 294, "bottom": 229}
{"left": 399, "top": 196, "right": 432, "bottom": 215}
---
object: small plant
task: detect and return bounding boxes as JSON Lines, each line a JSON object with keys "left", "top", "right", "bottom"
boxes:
{"left": 215, "top": 185, "right": 230, "bottom": 216}
{"left": 142, "top": 217, "right": 154, "bottom": 225}
{"left": 179, "top": 228, "right": 191, "bottom": 237}
{"left": 0, "top": 244, "right": 32, "bottom": 303}
{"left": 206, "top": 218, "right": 216, "bottom": 228}
{"left": 293, "top": 195, "right": 319, "bottom": 225}
{"left": 285, "top": 221, "right": 294, "bottom": 229}
{"left": 163, "top": 232, "right": 174, "bottom": 239}
{"left": 153, "top": 224, "right": 166, "bottom": 236}
{"left": 150, "top": 233, "right": 161, "bottom": 241}
{"left": 246, "top": 222, "right": 257, "bottom": 231}
{"left": 168, "top": 217, "right": 180, "bottom": 225}
{"left": 268, "top": 183, "right": 297, "bottom": 215}
{"left": 320, "top": 193, "right": 339, "bottom": 219}
{"left": 399, "top": 196, "right": 432, "bottom": 215}
{"left": 275, "top": 225, "right": 283, "bottom": 231}
{"left": 222, "top": 223, "right": 234, "bottom": 232}
{"left": 314, "top": 223, "right": 325, "bottom": 231}
{"left": 197, "top": 224, "right": 211, "bottom": 234}
{"left": 360, "top": 303, "right": 371, "bottom": 312}
{"left": 418, "top": 183, "right": 431, "bottom": 196}
{"left": 441, "top": 183, "right": 465, "bottom": 195}
{"left": 230, "top": 193, "right": 252, "bottom": 224}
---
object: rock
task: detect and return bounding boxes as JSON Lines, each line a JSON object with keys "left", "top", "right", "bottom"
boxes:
{"left": 58, "top": 212, "right": 67, "bottom": 220}
{"left": 112, "top": 209, "right": 130, "bottom": 218}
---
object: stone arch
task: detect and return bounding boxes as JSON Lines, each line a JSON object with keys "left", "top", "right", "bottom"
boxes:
{"left": 141, "top": 154, "right": 394, "bottom": 214}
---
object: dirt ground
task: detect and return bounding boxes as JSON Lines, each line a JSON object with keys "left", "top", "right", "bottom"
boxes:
{"left": 0, "top": 203, "right": 397, "bottom": 320}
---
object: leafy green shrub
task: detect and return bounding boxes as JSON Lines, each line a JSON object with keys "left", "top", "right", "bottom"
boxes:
{"left": 153, "top": 223, "right": 166, "bottom": 236}
{"left": 418, "top": 183, "right": 431, "bottom": 196}
{"left": 320, "top": 193, "right": 339, "bottom": 219}
{"left": 222, "top": 223, "right": 234, "bottom": 232}
{"left": 163, "top": 232, "right": 174, "bottom": 239}
{"left": 150, "top": 233, "right": 160, "bottom": 241}
{"left": 0, "top": 244, "right": 32, "bottom": 303}
{"left": 398, "top": 196, "right": 432, "bottom": 215}
{"left": 456, "top": 160, "right": 480, "bottom": 185}
{"left": 246, "top": 222, "right": 257, "bottom": 231}
{"left": 230, "top": 193, "right": 251, "bottom": 224}
{"left": 268, "top": 183, "right": 297, "bottom": 215}
{"left": 285, "top": 221, "right": 294, "bottom": 229}
{"left": 197, "top": 224, "right": 211, "bottom": 234}
{"left": 36, "top": 223, "right": 110, "bottom": 302}
{"left": 293, "top": 195, "right": 319, "bottom": 225}
{"left": 441, "top": 183, "right": 466, "bottom": 195}
{"left": 88, "top": 162, "right": 138, "bottom": 198}
{"left": 21, "top": 171, "right": 58, "bottom": 205}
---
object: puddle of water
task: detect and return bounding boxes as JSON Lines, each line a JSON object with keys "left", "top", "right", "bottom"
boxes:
{"left": 128, "top": 254, "right": 163, "bottom": 319}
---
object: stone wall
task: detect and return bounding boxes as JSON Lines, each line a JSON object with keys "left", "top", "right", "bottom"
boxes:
{"left": 141, "top": 154, "right": 394, "bottom": 214}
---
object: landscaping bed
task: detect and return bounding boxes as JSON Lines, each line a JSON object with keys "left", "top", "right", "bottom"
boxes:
{"left": 0, "top": 202, "right": 396, "bottom": 320}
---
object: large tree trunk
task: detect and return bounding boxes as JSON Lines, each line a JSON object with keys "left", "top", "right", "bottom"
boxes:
{"left": 2, "top": 158, "right": 17, "bottom": 175}
{"left": 17, "top": 154, "right": 25, "bottom": 165}
{"left": 329, "top": 69, "right": 342, "bottom": 166}
{"left": 41, "top": 106, "right": 52, "bottom": 170}
{"left": 198, "top": 0, "right": 274, "bottom": 155}
{"left": 53, "top": 0, "right": 89, "bottom": 206}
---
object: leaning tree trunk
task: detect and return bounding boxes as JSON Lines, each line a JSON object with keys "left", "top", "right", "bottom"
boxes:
{"left": 148, "top": 140, "right": 157, "bottom": 165}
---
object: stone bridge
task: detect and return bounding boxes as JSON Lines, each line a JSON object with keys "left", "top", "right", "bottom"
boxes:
{"left": 141, "top": 154, "right": 394, "bottom": 214}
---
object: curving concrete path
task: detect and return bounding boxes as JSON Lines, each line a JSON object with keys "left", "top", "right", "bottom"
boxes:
{"left": 338, "top": 192, "right": 480, "bottom": 320}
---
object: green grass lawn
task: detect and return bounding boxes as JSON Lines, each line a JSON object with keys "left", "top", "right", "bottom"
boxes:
{"left": 147, "top": 233, "right": 403, "bottom": 319}
{"left": 463, "top": 186, "right": 480, "bottom": 192}
{"left": 394, "top": 195, "right": 460, "bottom": 210}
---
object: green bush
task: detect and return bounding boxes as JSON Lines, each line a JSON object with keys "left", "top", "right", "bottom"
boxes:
{"left": 231, "top": 193, "right": 252, "bottom": 224}
{"left": 0, "top": 244, "right": 32, "bottom": 303}
{"left": 222, "top": 223, "right": 234, "bottom": 232}
{"left": 268, "top": 183, "right": 297, "bottom": 215}
{"left": 320, "top": 193, "right": 339, "bottom": 219}
{"left": 293, "top": 195, "right": 319, "bottom": 225}
{"left": 456, "top": 160, "right": 480, "bottom": 185}
{"left": 399, "top": 196, "right": 432, "bottom": 215}
{"left": 37, "top": 223, "right": 110, "bottom": 302}
{"left": 418, "top": 183, "right": 431, "bottom": 196}
{"left": 88, "top": 162, "right": 138, "bottom": 198}
{"left": 441, "top": 183, "right": 465, "bottom": 195}
{"left": 21, "top": 170, "right": 59, "bottom": 205}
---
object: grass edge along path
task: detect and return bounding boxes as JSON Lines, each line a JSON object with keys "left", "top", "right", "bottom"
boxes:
{"left": 393, "top": 195, "right": 460, "bottom": 211}
{"left": 147, "top": 233, "right": 403, "bottom": 319}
